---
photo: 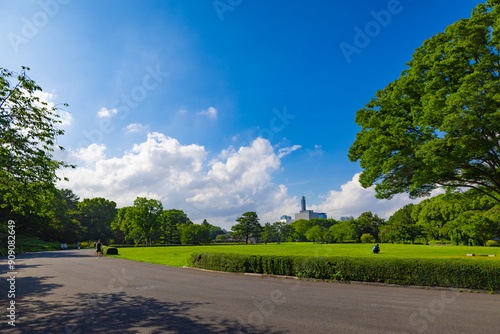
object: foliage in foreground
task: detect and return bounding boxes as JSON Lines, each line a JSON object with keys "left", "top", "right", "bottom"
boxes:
{"left": 188, "top": 252, "right": 500, "bottom": 290}
{"left": 349, "top": 0, "right": 500, "bottom": 203}
{"left": 0, "top": 236, "right": 61, "bottom": 256}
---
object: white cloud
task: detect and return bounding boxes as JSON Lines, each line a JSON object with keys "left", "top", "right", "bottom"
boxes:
{"left": 277, "top": 145, "right": 301, "bottom": 158}
{"left": 58, "top": 133, "right": 438, "bottom": 229}
{"left": 58, "top": 134, "right": 304, "bottom": 229}
{"left": 125, "top": 123, "right": 149, "bottom": 133}
{"left": 58, "top": 110, "right": 73, "bottom": 127}
{"left": 60, "top": 132, "right": 208, "bottom": 208}
{"left": 73, "top": 143, "right": 107, "bottom": 165}
{"left": 309, "top": 173, "right": 444, "bottom": 220}
{"left": 198, "top": 106, "right": 217, "bottom": 119}
{"left": 97, "top": 107, "right": 118, "bottom": 118}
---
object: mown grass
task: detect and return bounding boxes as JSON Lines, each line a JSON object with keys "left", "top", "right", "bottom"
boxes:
{"left": 109, "top": 243, "right": 500, "bottom": 267}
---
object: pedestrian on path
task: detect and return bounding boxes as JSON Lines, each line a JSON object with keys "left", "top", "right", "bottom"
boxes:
{"left": 96, "top": 239, "right": 103, "bottom": 258}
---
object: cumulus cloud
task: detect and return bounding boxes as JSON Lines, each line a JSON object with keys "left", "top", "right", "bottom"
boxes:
{"left": 59, "top": 134, "right": 304, "bottom": 228}
{"left": 198, "top": 106, "right": 217, "bottom": 119}
{"left": 309, "top": 173, "right": 444, "bottom": 220}
{"left": 125, "top": 123, "right": 149, "bottom": 133}
{"left": 58, "top": 133, "right": 439, "bottom": 229}
{"left": 73, "top": 143, "right": 107, "bottom": 165}
{"left": 97, "top": 107, "right": 118, "bottom": 118}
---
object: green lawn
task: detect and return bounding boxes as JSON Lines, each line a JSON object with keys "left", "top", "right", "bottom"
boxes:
{"left": 109, "top": 243, "right": 500, "bottom": 267}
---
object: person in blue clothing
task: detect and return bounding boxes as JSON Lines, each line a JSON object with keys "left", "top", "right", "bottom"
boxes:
{"left": 372, "top": 244, "right": 380, "bottom": 254}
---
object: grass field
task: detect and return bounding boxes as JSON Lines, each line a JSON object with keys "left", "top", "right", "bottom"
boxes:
{"left": 109, "top": 243, "right": 500, "bottom": 267}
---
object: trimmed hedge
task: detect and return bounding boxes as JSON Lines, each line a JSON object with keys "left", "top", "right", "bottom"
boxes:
{"left": 188, "top": 252, "right": 500, "bottom": 290}
{"left": 103, "top": 246, "right": 118, "bottom": 256}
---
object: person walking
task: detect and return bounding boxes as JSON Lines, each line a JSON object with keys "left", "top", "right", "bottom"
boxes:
{"left": 77, "top": 242, "right": 81, "bottom": 250}
{"left": 96, "top": 239, "right": 103, "bottom": 258}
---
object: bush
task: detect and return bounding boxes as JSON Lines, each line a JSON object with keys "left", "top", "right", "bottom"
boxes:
{"left": 486, "top": 240, "right": 500, "bottom": 247}
{"left": 103, "top": 246, "right": 118, "bottom": 256}
{"left": 188, "top": 252, "right": 500, "bottom": 290}
{"left": 360, "top": 233, "right": 376, "bottom": 243}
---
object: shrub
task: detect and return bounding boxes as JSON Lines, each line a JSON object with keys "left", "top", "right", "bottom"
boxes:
{"left": 103, "top": 246, "right": 118, "bottom": 256}
{"left": 360, "top": 233, "right": 376, "bottom": 243}
{"left": 188, "top": 252, "right": 500, "bottom": 290}
{"left": 486, "top": 240, "right": 500, "bottom": 247}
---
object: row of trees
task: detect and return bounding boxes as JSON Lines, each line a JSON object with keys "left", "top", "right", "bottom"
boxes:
{"left": 229, "top": 211, "right": 384, "bottom": 244}
{"left": 3, "top": 185, "right": 498, "bottom": 247}
{"left": 382, "top": 190, "right": 500, "bottom": 246}
{"left": 0, "top": 186, "right": 226, "bottom": 245}
{"left": 112, "top": 197, "right": 225, "bottom": 245}
{"left": 230, "top": 189, "right": 500, "bottom": 246}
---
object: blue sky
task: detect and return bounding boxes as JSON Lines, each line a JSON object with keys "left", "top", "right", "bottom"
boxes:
{"left": 1, "top": 0, "right": 483, "bottom": 229}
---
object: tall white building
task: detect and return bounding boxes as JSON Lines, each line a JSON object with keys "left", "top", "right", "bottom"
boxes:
{"left": 280, "top": 196, "right": 327, "bottom": 224}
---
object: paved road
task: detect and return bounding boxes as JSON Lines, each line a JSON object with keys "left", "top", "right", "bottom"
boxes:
{"left": 1, "top": 249, "right": 499, "bottom": 333}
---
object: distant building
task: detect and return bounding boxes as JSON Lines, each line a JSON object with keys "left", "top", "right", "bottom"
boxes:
{"left": 294, "top": 196, "right": 327, "bottom": 221}
{"left": 340, "top": 216, "right": 354, "bottom": 221}
{"left": 279, "top": 196, "right": 328, "bottom": 224}
{"left": 280, "top": 215, "right": 293, "bottom": 225}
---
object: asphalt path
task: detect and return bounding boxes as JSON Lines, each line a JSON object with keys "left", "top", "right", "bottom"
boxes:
{"left": 1, "top": 249, "right": 499, "bottom": 333}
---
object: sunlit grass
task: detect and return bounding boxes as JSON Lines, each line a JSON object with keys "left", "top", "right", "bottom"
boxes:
{"left": 109, "top": 243, "right": 500, "bottom": 267}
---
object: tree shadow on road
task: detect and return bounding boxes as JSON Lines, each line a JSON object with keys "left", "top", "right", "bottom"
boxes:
{"left": 17, "top": 291, "right": 288, "bottom": 334}
{"left": 0, "top": 275, "right": 63, "bottom": 299}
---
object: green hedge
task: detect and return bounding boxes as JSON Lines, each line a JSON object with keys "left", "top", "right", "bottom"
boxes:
{"left": 103, "top": 246, "right": 118, "bottom": 256}
{"left": 188, "top": 252, "right": 500, "bottom": 290}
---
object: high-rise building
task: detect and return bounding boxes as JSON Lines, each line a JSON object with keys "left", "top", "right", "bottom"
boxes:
{"left": 279, "top": 196, "right": 328, "bottom": 224}
{"left": 293, "top": 196, "right": 327, "bottom": 221}
{"left": 300, "top": 196, "right": 306, "bottom": 212}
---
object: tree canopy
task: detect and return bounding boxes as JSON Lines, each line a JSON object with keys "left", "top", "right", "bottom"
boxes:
{"left": 0, "top": 67, "right": 72, "bottom": 213}
{"left": 231, "top": 211, "right": 262, "bottom": 244}
{"left": 348, "top": 1, "right": 500, "bottom": 203}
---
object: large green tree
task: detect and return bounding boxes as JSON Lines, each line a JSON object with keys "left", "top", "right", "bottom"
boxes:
{"left": 0, "top": 67, "right": 72, "bottom": 214}
{"left": 160, "top": 209, "right": 190, "bottom": 244}
{"left": 111, "top": 207, "right": 136, "bottom": 244}
{"left": 78, "top": 197, "right": 117, "bottom": 243}
{"left": 231, "top": 211, "right": 262, "bottom": 244}
{"left": 290, "top": 219, "right": 313, "bottom": 242}
{"left": 262, "top": 222, "right": 278, "bottom": 243}
{"left": 131, "top": 197, "right": 163, "bottom": 246}
{"left": 382, "top": 204, "right": 422, "bottom": 244}
{"left": 348, "top": 1, "right": 500, "bottom": 203}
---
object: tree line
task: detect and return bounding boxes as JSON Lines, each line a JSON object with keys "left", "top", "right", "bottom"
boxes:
{"left": 0, "top": 187, "right": 227, "bottom": 245}
{"left": 230, "top": 189, "right": 500, "bottom": 246}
